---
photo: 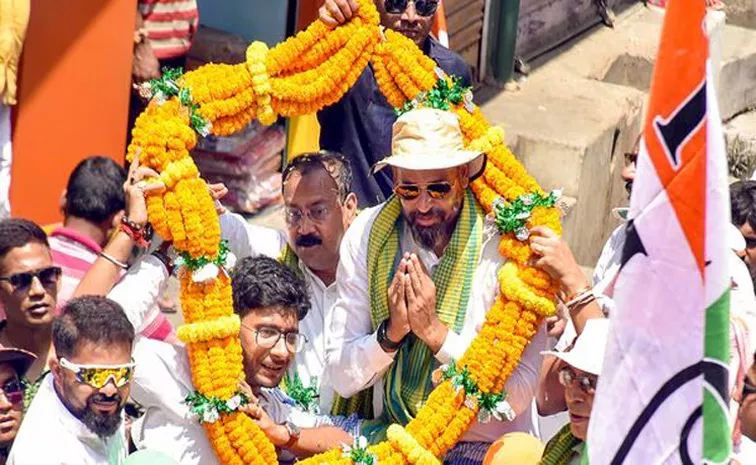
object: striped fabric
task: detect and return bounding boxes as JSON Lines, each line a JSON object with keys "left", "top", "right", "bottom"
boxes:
{"left": 356, "top": 190, "right": 484, "bottom": 442}
{"left": 49, "top": 227, "right": 176, "bottom": 342}
{"left": 139, "top": 0, "right": 199, "bottom": 60}
{"left": 443, "top": 442, "right": 491, "bottom": 465}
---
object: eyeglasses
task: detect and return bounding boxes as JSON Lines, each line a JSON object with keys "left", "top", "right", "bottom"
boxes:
{"left": 558, "top": 366, "right": 598, "bottom": 395}
{"left": 624, "top": 151, "right": 638, "bottom": 166}
{"left": 0, "top": 266, "right": 61, "bottom": 290}
{"left": 285, "top": 204, "right": 331, "bottom": 227}
{"left": 59, "top": 357, "right": 135, "bottom": 389}
{"left": 0, "top": 379, "right": 24, "bottom": 404}
{"left": 385, "top": 0, "right": 439, "bottom": 17}
{"left": 242, "top": 325, "right": 308, "bottom": 354}
{"left": 394, "top": 181, "right": 454, "bottom": 201}
{"left": 741, "top": 379, "right": 756, "bottom": 403}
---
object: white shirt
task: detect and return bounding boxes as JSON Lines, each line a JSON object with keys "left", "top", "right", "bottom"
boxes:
{"left": 7, "top": 256, "right": 167, "bottom": 465}
{"left": 325, "top": 205, "right": 546, "bottom": 442}
{"left": 8, "top": 375, "right": 128, "bottom": 465}
{"left": 220, "top": 213, "right": 338, "bottom": 412}
{"left": 129, "top": 337, "right": 327, "bottom": 465}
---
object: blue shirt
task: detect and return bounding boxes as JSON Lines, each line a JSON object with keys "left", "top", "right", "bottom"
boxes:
{"left": 318, "top": 37, "right": 473, "bottom": 207}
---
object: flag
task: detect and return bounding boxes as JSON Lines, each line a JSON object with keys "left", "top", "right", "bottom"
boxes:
{"left": 431, "top": 0, "right": 449, "bottom": 47}
{"left": 584, "top": 1, "right": 731, "bottom": 463}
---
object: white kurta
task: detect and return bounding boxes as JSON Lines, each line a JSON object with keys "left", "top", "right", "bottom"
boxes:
{"left": 220, "top": 213, "right": 338, "bottom": 412}
{"left": 325, "top": 204, "right": 546, "bottom": 442}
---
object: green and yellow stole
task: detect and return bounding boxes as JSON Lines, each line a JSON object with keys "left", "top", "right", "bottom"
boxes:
{"left": 539, "top": 424, "right": 583, "bottom": 465}
{"left": 332, "top": 189, "right": 484, "bottom": 442}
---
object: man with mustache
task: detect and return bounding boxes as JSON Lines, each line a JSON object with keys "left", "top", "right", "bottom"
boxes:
{"left": 317, "top": 0, "right": 473, "bottom": 207}
{"left": 8, "top": 296, "right": 137, "bottom": 465}
{"left": 325, "top": 108, "right": 547, "bottom": 462}
{"left": 220, "top": 151, "right": 358, "bottom": 413}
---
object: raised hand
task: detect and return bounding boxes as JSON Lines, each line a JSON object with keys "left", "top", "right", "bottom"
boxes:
{"left": 318, "top": 0, "right": 360, "bottom": 27}
{"left": 404, "top": 253, "right": 447, "bottom": 353}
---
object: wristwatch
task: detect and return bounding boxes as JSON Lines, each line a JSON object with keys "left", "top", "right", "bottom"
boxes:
{"left": 283, "top": 420, "right": 300, "bottom": 448}
{"left": 377, "top": 320, "right": 404, "bottom": 352}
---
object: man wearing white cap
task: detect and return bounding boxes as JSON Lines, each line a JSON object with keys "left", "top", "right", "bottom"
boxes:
{"left": 539, "top": 318, "right": 609, "bottom": 465}
{"left": 325, "top": 107, "right": 547, "bottom": 462}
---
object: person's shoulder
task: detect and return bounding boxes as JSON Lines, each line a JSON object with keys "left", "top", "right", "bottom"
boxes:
{"left": 428, "top": 38, "right": 470, "bottom": 74}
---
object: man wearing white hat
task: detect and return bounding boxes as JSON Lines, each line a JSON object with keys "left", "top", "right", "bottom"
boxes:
{"left": 325, "top": 107, "right": 547, "bottom": 461}
{"left": 539, "top": 318, "right": 609, "bottom": 465}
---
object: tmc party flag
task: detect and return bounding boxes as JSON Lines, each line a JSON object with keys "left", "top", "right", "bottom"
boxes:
{"left": 584, "top": 1, "right": 731, "bottom": 464}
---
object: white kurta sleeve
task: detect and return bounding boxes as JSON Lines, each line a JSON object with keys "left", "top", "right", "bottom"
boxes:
{"left": 219, "top": 212, "right": 286, "bottom": 260}
{"left": 325, "top": 208, "right": 395, "bottom": 398}
{"left": 107, "top": 255, "right": 168, "bottom": 332}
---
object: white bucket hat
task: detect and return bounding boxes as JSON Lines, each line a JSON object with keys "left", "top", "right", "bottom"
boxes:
{"left": 542, "top": 318, "right": 610, "bottom": 376}
{"left": 373, "top": 108, "right": 486, "bottom": 179}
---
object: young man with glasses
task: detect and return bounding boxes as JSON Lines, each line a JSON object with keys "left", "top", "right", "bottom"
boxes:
{"left": 317, "top": 0, "right": 473, "bottom": 207}
{"left": 220, "top": 151, "right": 358, "bottom": 414}
{"left": 0, "top": 348, "right": 35, "bottom": 465}
{"left": 8, "top": 296, "right": 137, "bottom": 465}
{"left": 539, "top": 319, "right": 609, "bottom": 464}
{"left": 325, "top": 108, "right": 547, "bottom": 462}
{"left": 124, "top": 255, "right": 355, "bottom": 464}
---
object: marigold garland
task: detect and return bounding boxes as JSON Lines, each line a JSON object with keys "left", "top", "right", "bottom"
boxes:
{"left": 127, "top": 0, "right": 565, "bottom": 462}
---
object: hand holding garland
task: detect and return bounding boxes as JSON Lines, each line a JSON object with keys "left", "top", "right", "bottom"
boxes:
{"left": 319, "top": 0, "right": 360, "bottom": 27}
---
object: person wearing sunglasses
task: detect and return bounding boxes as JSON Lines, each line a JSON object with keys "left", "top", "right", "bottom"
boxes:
{"left": 538, "top": 318, "right": 609, "bottom": 465}
{"left": 0, "top": 348, "right": 35, "bottom": 465}
{"left": 324, "top": 108, "right": 547, "bottom": 463}
{"left": 317, "top": 0, "right": 473, "bottom": 208}
{"left": 8, "top": 296, "right": 136, "bottom": 465}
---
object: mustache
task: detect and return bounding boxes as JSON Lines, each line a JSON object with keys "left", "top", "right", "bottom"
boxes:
{"left": 296, "top": 234, "right": 322, "bottom": 247}
{"left": 89, "top": 393, "right": 123, "bottom": 406}
{"left": 408, "top": 208, "right": 446, "bottom": 224}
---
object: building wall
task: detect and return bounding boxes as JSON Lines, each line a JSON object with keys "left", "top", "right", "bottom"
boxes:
{"left": 10, "top": 0, "right": 135, "bottom": 225}
{"left": 195, "top": 0, "right": 290, "bottom": 46}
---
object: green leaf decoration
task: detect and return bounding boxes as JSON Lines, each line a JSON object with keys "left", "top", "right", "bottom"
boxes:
{"left": 493, "top": 190, "right": 562, "bottom": 241}
{"left": 143, "top": 67, "right": 212, "bottom": 137}
{"left": 283, "top": 372, "right": 320, "bottom": 414}
{"left": 395, "top": 76, "right": 472, "bottom": 116}
{"left": 178, "top": 240, "right": 231, "bottom": 272}
{"left": 436, "top": 361, "right": 512, "bottom": 423}
{"left": 184, "top": 389, "right": 249, "bottom": 424}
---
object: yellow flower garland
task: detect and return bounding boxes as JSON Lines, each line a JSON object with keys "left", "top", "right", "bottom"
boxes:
{"left": 127, "top": 0, "right": 565, "bottom": 462}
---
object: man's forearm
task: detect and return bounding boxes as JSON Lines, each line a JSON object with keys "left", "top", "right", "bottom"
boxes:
{"left": 288, "top": 426, "right": 353, "bottom": 457}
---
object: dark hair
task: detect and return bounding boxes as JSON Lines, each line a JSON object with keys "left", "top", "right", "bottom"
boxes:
{"left": 731, "top": 181, "right": 756, "bottom": 231}
{"left": 64, "top": 156, "right": 127, "bottom": 223}
{"left": 53, "top": 296, "right": 135, "bottom": 359}
{"left": 231, "top": 256, "right": 310, "bottom": 321}
{"left": 0, "top": 219, "right": 49, "bottom": 261}
{"left": 282, "top": 151, "right": 353, "bottom": 201}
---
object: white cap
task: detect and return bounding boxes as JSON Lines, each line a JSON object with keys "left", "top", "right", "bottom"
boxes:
{"left": 542, "top": 319, "right": 610, "bottom": 376}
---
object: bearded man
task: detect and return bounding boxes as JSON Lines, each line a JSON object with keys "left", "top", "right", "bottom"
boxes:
{"left": 325, "top": 108, "right": 546, "bottom": 463}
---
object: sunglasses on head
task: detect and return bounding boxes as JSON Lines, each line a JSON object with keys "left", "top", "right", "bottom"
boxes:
{"left": 0, "top": 378, "right": 24, "bottom": 404}
{"left": 0, "top": 266, "right": 61, "bottom": 290}
{"left": 385, "top": 0, "right": 439, "bottom": 17}
{"left": 394, "top": 181, "right": 454, "bottom": 201}
{"left": 59, "top": 357, "right": 135, "bottom": 389}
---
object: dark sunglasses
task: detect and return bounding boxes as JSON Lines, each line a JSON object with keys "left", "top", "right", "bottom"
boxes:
{"left": 385, "top": 0, "right": 439, "bottom": 17}
{"left": 0, "top": 379, "right": 25, "bottom": 404}
{"left": 394, "top": 181, "right": 453, "bottom": 201}
{"left": 0, "top": 266, "right": 62, "bottom": 290}
{"left": 741, "top": 380, "right": 756, "bottom": 403}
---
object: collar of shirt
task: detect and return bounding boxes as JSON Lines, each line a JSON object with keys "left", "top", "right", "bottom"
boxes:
{"left": 45, "top": 374, "right": 126, "bottom": 456}
{"left": 50, "top": 226, "right": 103, "bottom": 253}
{"left": 399, "top": 214, "right": 499, "bottom": 272}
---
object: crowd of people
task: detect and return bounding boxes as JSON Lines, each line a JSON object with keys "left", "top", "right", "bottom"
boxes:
{"left": 1, "top": 0, "right": 754, "bottom": 464}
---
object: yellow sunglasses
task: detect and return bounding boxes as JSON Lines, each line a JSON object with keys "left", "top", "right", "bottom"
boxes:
{"left": 59, "top": 357, "right": 135, "bottom": 389}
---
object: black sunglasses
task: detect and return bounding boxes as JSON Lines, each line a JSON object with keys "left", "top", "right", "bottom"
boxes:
{"left": 0, "top": 266, "right": 62, "bottom": 290}
{"left": 742, "top": 380, "right": 756, "bottom": 403}
{"left": 385, "top": 0, "right": 439, "bottom": 17}
{"left": 394, "top": 181, "right": 453, "bottom": 201}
